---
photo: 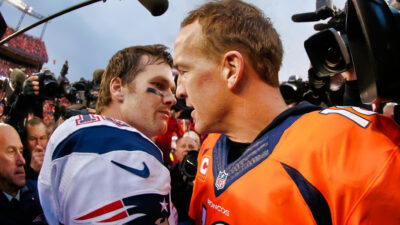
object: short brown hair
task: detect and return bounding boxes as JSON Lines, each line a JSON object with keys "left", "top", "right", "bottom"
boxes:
{"left": 181, "top": 0, "right": 283, "bottom": 87}
{"left": 96, "top": 44, "right": 173, "bottom": 113}
{"left": 26, "top": 116, "right": 46, "bottom": 129}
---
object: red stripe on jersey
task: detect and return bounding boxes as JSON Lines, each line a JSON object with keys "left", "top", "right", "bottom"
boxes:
{"left": 75, "top": 200, "right": 123, "bottom": 220}
{"left": 98, "top": 211, "right": 128, "bottom": 222}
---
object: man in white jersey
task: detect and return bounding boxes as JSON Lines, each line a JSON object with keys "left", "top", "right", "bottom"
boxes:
{"left": 38, "top": 45, "right": 177, "bottom": 225}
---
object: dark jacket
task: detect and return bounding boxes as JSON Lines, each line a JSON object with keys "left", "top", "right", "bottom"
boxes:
{"left": 170, "top": 163, "right": 194, "bottom": 222}
{"left": 0, "top": 179, "right": 47, "bottom": 225}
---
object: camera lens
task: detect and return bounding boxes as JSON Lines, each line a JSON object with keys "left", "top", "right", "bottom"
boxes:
{"left": 324, "top": 46, "right": 342, "bottom": 69}
{"left": 181, "top": 150, "right": 198, "bottom": 179}
{"left": 42, "top": 79, "right": 58, "bottom": 97}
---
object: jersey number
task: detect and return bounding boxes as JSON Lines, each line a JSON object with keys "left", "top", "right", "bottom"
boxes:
{"left": 320, "top": 107, "right": 374, "bottom": 128}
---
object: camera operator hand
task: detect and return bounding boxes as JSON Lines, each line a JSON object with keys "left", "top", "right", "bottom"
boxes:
{"left": 5, "top": 75, "right": 41, "bottom": 134}
{"left": 30, "top": 145, "right": 45, "bottom": 173}
{"left": 22, "top": 75, "right": 40, "bottom": 96}
{"left": 341, "top": 66, "right": 356, "bottom": 81}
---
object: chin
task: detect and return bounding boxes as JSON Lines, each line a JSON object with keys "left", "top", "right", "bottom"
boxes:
{"left": 159, "top": 126, "right": 168, "bottom": 135}
{"left": 194, "top": 123, "right": 208, "bottom": 135}
{"left": 149, "top": 125, "right": 167, "bottom": 138}
{"left": 15, "top": 179, "right": 26, "bottom": 188}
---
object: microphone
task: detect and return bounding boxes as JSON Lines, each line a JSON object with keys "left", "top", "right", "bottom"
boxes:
{"left": 138, "top": 0, "right": 169, "bottom": 16}
{"left": 292, "top": 12, "right": 320, "bottom": 22}
{"left": 10, "top": 68, "right": 26, "bottom": 93}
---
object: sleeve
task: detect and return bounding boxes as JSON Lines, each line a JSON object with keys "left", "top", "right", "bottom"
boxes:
{"left": 348, "top": 148, "right": 400, "bottom": 224}
{"left": 38, "top": 135, "right": 60, "bottom": 225}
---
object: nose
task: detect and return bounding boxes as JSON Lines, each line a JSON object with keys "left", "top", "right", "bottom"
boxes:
{"left": 163, "top": 89, "right": 177, "bottom": 106}
{"left": 183, "top": 146, "right": 191, "bottom": 152}
{"left": 176, "top": 76, "right": 187, "bottom": 100}
{"left": 16, "top": 151, "right": 26, "bottom": 166}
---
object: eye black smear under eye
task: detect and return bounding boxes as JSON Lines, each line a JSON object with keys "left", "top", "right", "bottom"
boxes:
{"left": 146, "top": 87, "right": 164, "bottom": 98}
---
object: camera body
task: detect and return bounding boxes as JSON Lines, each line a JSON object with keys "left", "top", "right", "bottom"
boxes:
{"left": 295, "top": 0, "right": 400, "bottom": 103}
{"left": 70, "top": 78, "right": 97, "bottom": 107}
{"left": 305, "top": 28, "right": 351, "bottom": 77}
{"left": 179, "top": 150, "right": 199, "bottom": 182}
{"left": 34, "top": 70, "right": 59, "bottom": 98}
{"left": 280, "top": 76, "right": 310, "bottom": 105}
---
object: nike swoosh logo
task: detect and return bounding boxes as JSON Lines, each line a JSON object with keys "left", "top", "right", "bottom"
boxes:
{"left": 111, "top": 160, "right": 150, "bottom": 178}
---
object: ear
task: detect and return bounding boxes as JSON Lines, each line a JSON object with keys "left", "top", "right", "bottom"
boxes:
{"left": 109, "top": 77, "right": 124, "bottom": 102}
{"left": 221, "top": 51, "right": 244, "bottom": 90}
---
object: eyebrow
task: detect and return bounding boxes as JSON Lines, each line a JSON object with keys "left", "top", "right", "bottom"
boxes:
{"left": 150, "top": 76, "right": 176, "bottom": 92}
{"left": 7, "top": 145, "right": 23, "bottom": 151}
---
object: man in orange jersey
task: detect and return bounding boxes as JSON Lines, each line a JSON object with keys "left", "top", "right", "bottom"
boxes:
{"left": 173, "top": 0, "right": 400, "bottom": 224}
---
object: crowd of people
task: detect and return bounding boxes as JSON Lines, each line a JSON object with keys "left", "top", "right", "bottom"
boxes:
{"left": 0, "top": 0, "right": 399, "bottom": 224}
{"left": 0, "top": 58, "right": 37, "bottom": 77}
{"left": 2, "top": 26, "right": 48, "bottom": 61}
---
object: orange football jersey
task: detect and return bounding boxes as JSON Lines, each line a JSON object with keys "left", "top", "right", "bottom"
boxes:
{"left": 189, "top": 103, "right": 400, "bottom": 225}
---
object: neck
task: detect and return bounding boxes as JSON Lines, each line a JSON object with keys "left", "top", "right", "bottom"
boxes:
{"left": 224, "top": 85, "right": 288, "bottom": 143}
{"left": 101, "top": 103, "right": 123, "bottom": 121}
{"left": 0, "top": 182, "right": 20, "bottom": 197}
{"left": 101, "top": 104, "right": 154, "bottom": 139}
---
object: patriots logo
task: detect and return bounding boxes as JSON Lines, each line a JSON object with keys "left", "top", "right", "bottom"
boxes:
{"left": 215, "top": 170, "right": 228, "bottom": 190}
{"left": 74, "top": 193, "right": 170, "bottom": 224}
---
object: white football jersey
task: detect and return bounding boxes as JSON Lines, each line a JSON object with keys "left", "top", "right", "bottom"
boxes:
{"left": 38, "top": 114, "right": 177, "bottom": 225}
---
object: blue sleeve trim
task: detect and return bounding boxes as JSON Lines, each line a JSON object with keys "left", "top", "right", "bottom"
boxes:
{"left": 52, "top": 125, "right": 163, "bottom": 163}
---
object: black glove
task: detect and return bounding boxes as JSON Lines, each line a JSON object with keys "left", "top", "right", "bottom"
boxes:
{"left": 22, "top": 79, "right": 35, "bottom": 96}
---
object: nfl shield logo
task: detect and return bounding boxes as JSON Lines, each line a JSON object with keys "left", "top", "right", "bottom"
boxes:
{"left": 215, "top": 170, "right": 228, "bottom": 190}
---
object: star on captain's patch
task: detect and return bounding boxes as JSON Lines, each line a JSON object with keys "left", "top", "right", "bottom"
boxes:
{"left": 160, "top": 198, "right": 169, "bottom": 212}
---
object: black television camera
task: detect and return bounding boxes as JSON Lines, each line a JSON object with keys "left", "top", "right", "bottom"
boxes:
{"left": 293, "top": 0, "right": 400, "bottom": 104}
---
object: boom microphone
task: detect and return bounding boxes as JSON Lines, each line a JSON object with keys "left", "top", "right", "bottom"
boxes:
{"left": 138, "top": 0, "right": 169, "bottom": 16}
{"left": 292, "top": 12, "right": 320, "bottom": 22}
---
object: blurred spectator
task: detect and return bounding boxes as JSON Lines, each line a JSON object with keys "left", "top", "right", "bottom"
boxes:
{"left": 174, "top": 134, "right": 199, "bottom": 163}
{"left": 3, "top": 26, "right": 48, "bottom": 61}
{"left": 0, "top": 123, "right": 47, "bottom": 225}
{"left": 0, "top": 59, "right": 37, "bottom": 77}
{"left": 44, "top": 119, "right": 56, "bottom": 138}
{"left": 155, "top": 109, "right": 184, "bottom": 167}
{"left": 170, "top": 133, "right": 200, "bottom": 224}
{"left": 23, "top": 117, "right": 48, "bottom": 180}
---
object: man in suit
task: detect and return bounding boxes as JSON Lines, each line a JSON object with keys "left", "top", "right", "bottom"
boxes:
{"left": 0, "top": 123, "right": 46, "bottom": 225}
